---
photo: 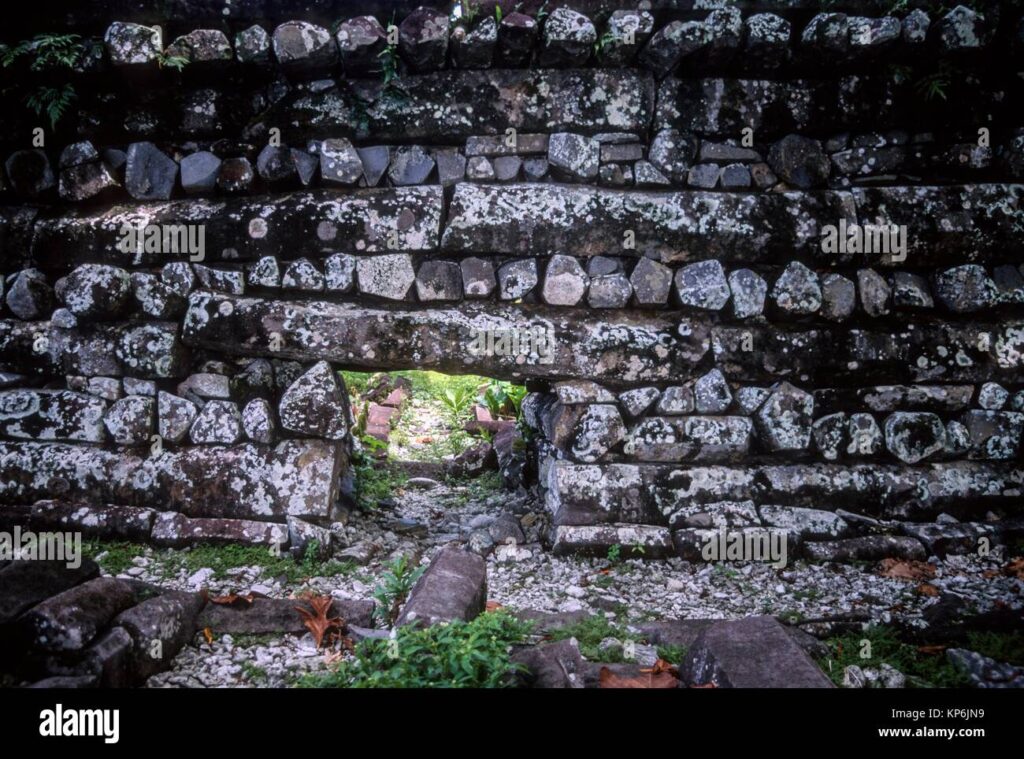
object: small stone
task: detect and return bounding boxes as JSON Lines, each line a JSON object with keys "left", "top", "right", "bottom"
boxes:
{"left": 543, "top": 255, "right": 588, "bottom": 307}
{"left": 729, "top": 269, "right": 767, "bottom": 319}
{"left": 104, "top": 395, "right": 155, "bottom": 445}
{"left": 977, "top": 383, "right": 1009, "bottom": 411}
{"left": 415, "top": 260, "right": 463, "bottom": 302}
{"left": 539, "top": 7, "right": 596, "bottom": 67}
{"left": 693, "top": 369, "right": 732, "bottom": 414}
{"left": 466, "top": 156, "right": 495, "bottom": 181}
{"left": 180, "top": 151, "right": 221, "bottom": 195}
{"left": 675, "top": 260, "right": 730, "bottom": 311}
{"left": 548, "top": 133, "right": 599, "bottom": 182}
{"left": 125, "top": 142, "right": 177, "bottom": 200}
{"left": 767, "top": 135, "right": 829, "bottom": 189}
{"left": 755, "top": 382, "right": 814, "bottom": 451}
{"left": 241, "top": 398, "right": 276, "bottom": 444}
{"left": 587, "top": 274, "right": 631, "bottom": 308}
{"left": 356, "top": 254, "right": 415, "bottom": 301}
{"left": 324, "top": 254, "right": 356, "bottom": 292}
{"left": 630, "top": 258, "right": 673, "bottom": 305}
{"left": 319, "top": 138, "right": 363, "bottom": 186}
{"left": 272, "top": 21, "right": 337, "bottom": 76}
{"left": 820, "top": 273, "right": 856, "bottom": 322}
{"left": 189, "top": 400, "right": 244, "bottom": 444}
{"left": 460, "top": 258, "right": 496, "bottom": 298}
{"left": 388, "top": 145, "right": 435, "bottom": 186}
{"left": 857, "top": 268, "right": 891, "bottom": 317}
{"left": 498, "top": 259, "right": 538, "bottom": 300}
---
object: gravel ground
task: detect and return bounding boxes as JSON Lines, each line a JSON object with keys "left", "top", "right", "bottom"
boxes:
{"left": 130, "top": 474, "right": 1022, "bottom": 688}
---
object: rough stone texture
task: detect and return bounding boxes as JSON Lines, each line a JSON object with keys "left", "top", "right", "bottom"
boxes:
{"left": 395, "top": 545, "right": 487, "bottom": 627}
{"left": 675, "top": 261, "right": 730, "bottom": 311}
{"left": 278, "top": 361, "right": 349, "bottom": 440}
{"left": 272, "top": 21, "right": 336, "bottom": 76}
{"left": 755, "top": 382, "right": 814, "bottom": 452}
{"left": 681, "top": 617, "right": 833, "bottom": 688}
{"left": 0, "top": 440, "right": 345, "bottom": 521}
{"left": 125, "top": 142, "right": 177, "bottom": 201}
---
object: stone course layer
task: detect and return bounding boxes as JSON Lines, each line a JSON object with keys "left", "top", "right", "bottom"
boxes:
{"left": 1, "top": 0, "right": 1023, "bottom": 562}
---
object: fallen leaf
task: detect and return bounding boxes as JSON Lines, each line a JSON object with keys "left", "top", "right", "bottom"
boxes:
{"left": 916, "top": 583, "right": 940, "bottom": 596}
{"left": 878, "top": 559, "right": 936, "bottom": 581}
{"left": 202, "top": 627, "right": 214, "bottom": 645}
{"left": 209, "top": 592, "right": 257, "bottom": 607}
{"left": 689, "top": 682, "right": 718, "bottom": 689}
{"left": 294, "top": 594, "right": 345, "bottom": 649}
{"left": 642, "top": 659, "right": 679, "bottom": 677}
{"left": 599, "top": 666, "right": 677, "bottom": 689}
{"left": 485, "top": 600, "right": 503, "bottom": 612}
{"left": 917, "top": 645, "right": 947, "bottom": 655}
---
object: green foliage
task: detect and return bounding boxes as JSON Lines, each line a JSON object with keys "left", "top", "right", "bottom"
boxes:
{"left": 353, "top": 458, "right": 408, "bottom": 510}
{"left": 479, "top": 380, "right": 527, "bottom": 420}
{"left": 440, "top": 385, "right": 477, "bottom": 424}
{"left": 495, "top": 5, "right": 503, "bottom": 23}
{"left": 547, "top": 614, "right": 641, "bottom": 662}
{"left": 156, "top": 51, "right": 189, "bottom": 71}
{"left": 656, "top": 644, "right": 687, "bottom": 663}
{"left": 83, "top": 540, "right": 355, "bottom": 585}
{"left": 339, "top": 370, "right": 374, "bottom": 396}
{"left": 606, "top": 543, "right": 622, "bottom": 564}
{"left": 241, "top": 662, "right": 269, "bottom": 683}
{"left": 371, "top": 554, "right": 426, "bottom": 625}
{"left": 818, "top": 626, "right": 971, "bottom": 688}
{"left": 916, "top": 63, "right": 953, "bottom": 102}
{"left": 83, "top": 541, "right": 148, "bottom": 575}
{"left": 300, "top": 610, "right": 532, "bottom": 688}
{"left": 2, "top": 34, "right": 86, "bottom": 130}
{"left": 2, "top": 33, "right": 84, "bottom": 70}
{"left": 593, "top": 30, "right": 615, "bottom": 57}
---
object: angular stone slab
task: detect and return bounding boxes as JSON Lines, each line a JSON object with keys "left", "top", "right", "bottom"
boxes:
{"left": 0, "top": 559, "right": 99, "bottom": 627}
{"left": 150, "top": 512, "right": 289, "bottom": 548}
{"left": 395, "top": 545, "right": 487, "bottom": 628}
{"left": 442, "top": 183, "right": 853, "bottom": 262}
{"left": 541, "top": 459, "right": 1024, "bottom": 526}
{"left": 113, "top": 590, "right": 205, "bottom": 680}
{"left": 549, "top": 524, "right": 674, "bottom": 558}
{"left": 183, "top": 292, "right": 709, "bottom": 386}
{"left": 0, "top": 440, "right": 345, "bottom": 522}
{"left": 31, "top": 187, "right": 443, "bottom": 271}
{"left": 196, "top": 596, "right": 374, "bottom": 634}
{"left": 680, "top": 616, "right": 834, "bottom": 688}
{"left": 0, "top": 389, "right": 108, "bottom": 442}
{"left": 269, "top": 68, "right": 654, "bottom": 141}
{"left": 18, "top": 577, "right": 139, "bottom": 652}
{"left": 0, "top": 501, "right": 156, "bottom": 542}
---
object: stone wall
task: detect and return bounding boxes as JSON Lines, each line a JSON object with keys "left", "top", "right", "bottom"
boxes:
{"left": 1, "top": 1, "right": 1022, "bottom": 560}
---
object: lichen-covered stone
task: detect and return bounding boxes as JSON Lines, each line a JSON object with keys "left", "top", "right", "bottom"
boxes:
{"left": 857, "top": 268, "right": 891, "bottom": 317}
{"left": 756, "top": 382, "right": 814, "bottom": 451}
{"left": 548, "top": 133, "right": 600, "bottom": 182}
{"left": 357, "top": 254, "right": 416, "bottom": 300}
{"left": 319, "top": 138, "right": 364, "bottom": 186}
{"left": 768, "top": 135, "right": 829, "bottom": 189}
{"left": 542, "top": 255, "right": 588, "bottom": 306}
{"left": 165, "top": 29, "right": 232, "bottom": 63}
{"left": 180, "top": 151, "right": 221, "bottom": 195}
{"left": 694, "top": 369, "right": 732, "bottom": 414}
{"left": 416, "top": 260, "right": 463, "bottom": 302}
{"left": 771, "top": 262, "right": 821, "bottom": 315}
{"left": 278, "top": 360, "right": 349, "bottom": 440}
{"left": 812, "top": 412, "right": 846, "bottom": 461}
{"left": 105, "top": 22, "right": 161, "bottom": 66}
{"left": 729, "top": 268, "right": 767, "bottom": 319}
{"left": 282, "top": 258, "right": 325, "bottom": 291}
{"left": 497, "top": 259, "right": 538, "bottom": 300}
{"left": 272, "top": 21, "right": 337, "bottom": 76}
{"left": 335, "top": 16, "right": 385, "bottom": 74}
{"left": 242, "top": 398, "right": 276, "bottom": 444}
{"left": 0, "top": 390, "right": 107, "bottom": 443}
{"left": 190, "top": 400, "right": 244, "bottom": 444}
{"left": 933, "top": 265, "right": 997, "bottom": 313}
{"left": 539, "top": 7, "right": 596, "bottom": 67}
{"left": 883, "top": 411, "right": 946, "bottom": 464}
{"left": 104, "top": 395, "right": 154, "bottom": 445}
{"left": 675, "top": 261, "right": 730, "bottom": 311}
{"left": 399, "top": 7, "right": 449, "bottom": 71}
{"left": 157, "top": 391, "right": 197, "bottom": 443}
{"left": 639, "top": 20, "right": 705, "bottom": 76}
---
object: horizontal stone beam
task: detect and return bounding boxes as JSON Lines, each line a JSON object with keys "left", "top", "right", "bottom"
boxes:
{"left": 0, "top": 440, "right": 346, "bottom": 522}
{"left": 441, "top": 183, "right": 1024, "bottom": 265}
{"left": 542, "top": 459, "right": 1024, "bottom": 526}
{"left": 182, "top": 290, "right": 1024, "bottom": 385}
{"left": 30, "top": 187, "right": 443, "bottom": 271}
{"left": 271, "top": 69, "right": 654, "bottom": 142}
{"left": 441, "top": 182, "right": 854, "bottom": 261}
{"left": 182, "top": 290, "right": 705, "bottom": 384}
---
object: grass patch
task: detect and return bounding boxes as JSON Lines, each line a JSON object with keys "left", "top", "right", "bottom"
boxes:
{"left": 83, "top": 541, "right": 357, "bottom": 585}
{"left": 547, "top": 615, "right": 642, "bottom": 662}
{"left": 656, "top": 644, "right": 687, "bottom": 664}
{"left": 240, "top": 662, "right": 269, "bottom": 683}
{"left": 231, "top": 633, "right": 287, "bottom": 648}
{"left": 817, "top": 626, "right": 971, "bottom": 688}
{"left": 353, "top": 459, "right": 408, "bottom": 509}
{"left": 83, "top": 541, "right": 149, "bottom": 575}
{"left": 299, "top": 610, "right": 532, "bottom": 688}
